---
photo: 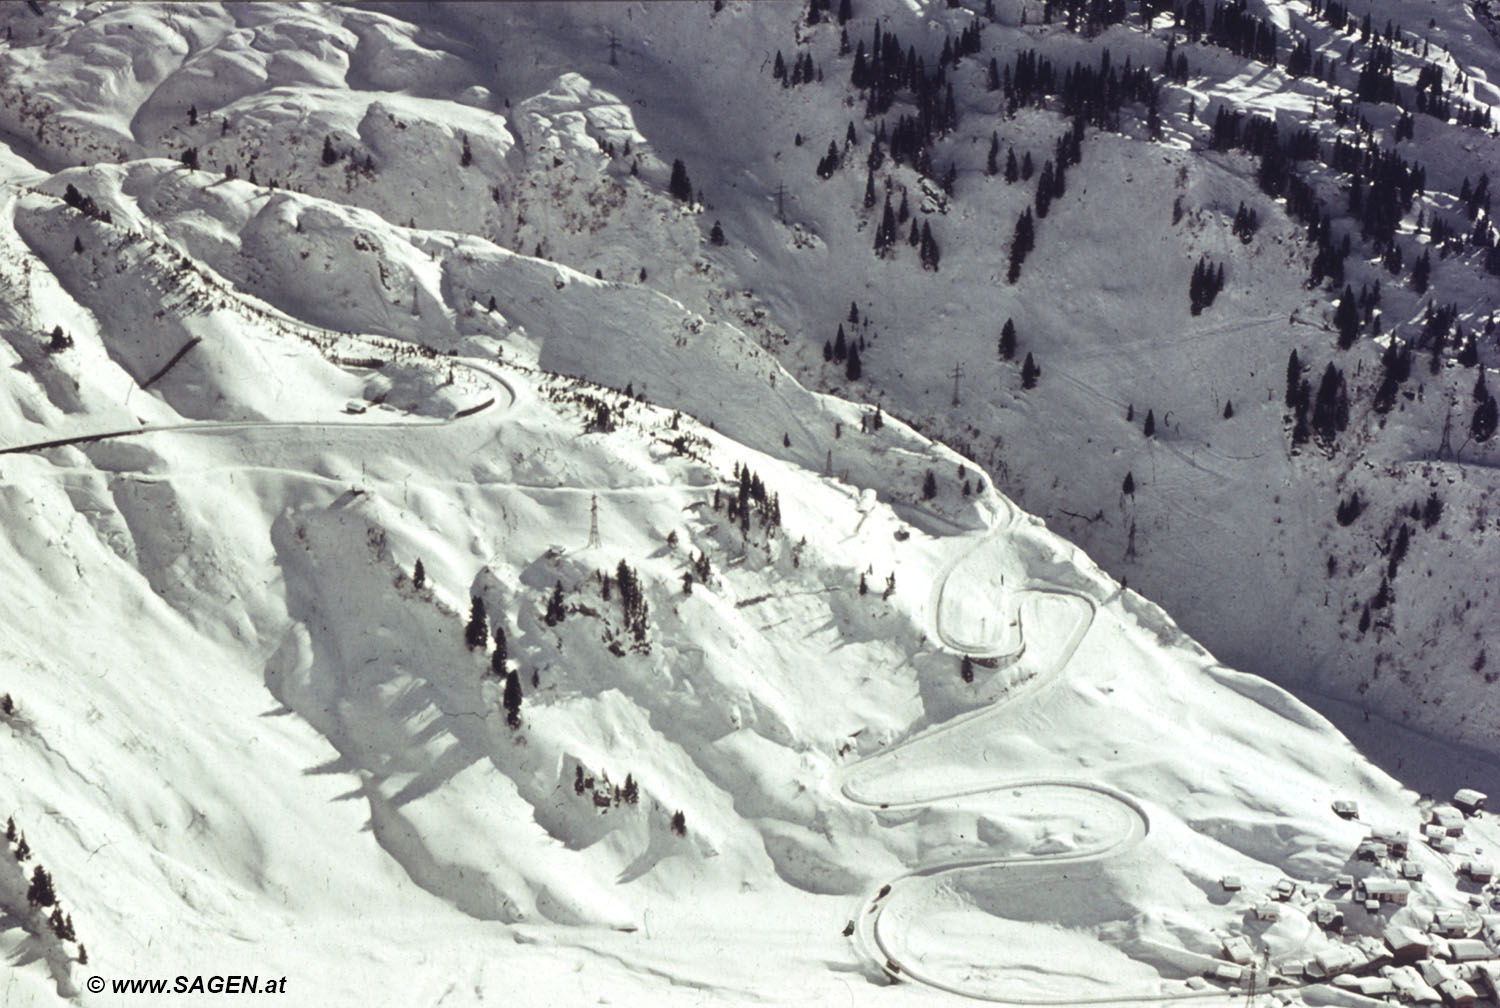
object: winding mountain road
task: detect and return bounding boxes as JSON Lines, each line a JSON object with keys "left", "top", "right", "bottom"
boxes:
{"left": 838, "top": 503, "right": 1295, "bottom": 1004}
{"left": 0, "top": 356, "right": 518, "bottom": 456}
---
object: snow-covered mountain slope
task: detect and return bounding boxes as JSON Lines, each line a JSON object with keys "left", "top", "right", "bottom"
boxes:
{"left": 6, "top": 0, "right": 1495, "bottom": 757}
{"left": 2, "top": 3, "right": 1500, "bottom": 1007}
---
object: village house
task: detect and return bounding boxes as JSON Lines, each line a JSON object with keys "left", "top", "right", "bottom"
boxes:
{"left": 1460, "top": 860, "right": 1494, "bottom": 883}
{"left": 1358, "top": 877, "right": 1411, "bottom": 906}
{"left": 1386, "top": 924, "right": 1435, "bottom": 963}
{"left": 1436, "top": 976, "right": 1477, "bottom": 1008}
{"left": 1452, "top": 789, "right": 1487, "bottom": 816}
{"left": 1431, "top": 806, "right": 1467, "bottom": 837}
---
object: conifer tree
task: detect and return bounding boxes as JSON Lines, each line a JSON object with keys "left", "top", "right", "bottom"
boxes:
{"left": 864, "top": 169, "right": 876, "bottom": 209}
{"left": 833, "top": 325, "right": 848, "bottom": 362}
{"left": 1334, "top": 285, "right": 1361, "bottom": 348}
{"left": 1472, "top": 394, "right": 1499, "bottom": 442}
{"left": 1021, "top": 352, "right": 1040, "bottom": 389}
{"left": 845, "top": 344, "right": 862, "bottom": 380}
{"left": 503, "top": 670, "right": 522, "bottom": 728}
{"left": 544, "top": 581, "right": 566, "bottom": 626}
{"left": 919, "top": 221, "right": 940, "bottom": 270}
{"left": 986, "top": 133, "right": 1000, "bottom": 176}
{"left": 1411, "top": 250, "right": 1430, "bottom": 294}
{"left": 27, "top": 865, "right": 55, "bottom": 907}
{"left": 922, "top": 470, "right": 938, "bottom": 499}
{"left": 14, "top": 833, "right": 29, "bottom": 861}
{"left": 412, "top": 559, "right": 425, "bottom": 590}
{"left": 1004, "top": 148, "right": 1019, "bottom": 184}
{"left": 999, "top": 318, "right": 1016, "bottom": 360}
{"left": 465, "top": 597, "right": 488, "bottom": 649}
{"left": 874, "top": 195, "right": 897, "bottom": 255}
{"left": 671, "top": 810, "right": 687, "bottom": 836}
{"left": 4, "top": 816, "right": 13, "bottom": 843}
{"left": 321, "top": 135, "right": 338, "bottom": 166}
{"left": 1223, "top": 400, "right": 1234, "bottom": 419}
{"left": 1122, "top": 472, "right": 1135, "bottom": 495}
{"left": 1285, "top": 350, "right": 1302, "bottom": 407}
{"left": 709, "top": 220, "right": 725, "bottom": 245}
{"left": 1007, "top": 208, "right": 1035, "bottom": 283}
{"left": 960, "top": 656, "right": 974, "bottom": 682}
{"left": 668, "top": 159, "right": 693, "bottom": 202}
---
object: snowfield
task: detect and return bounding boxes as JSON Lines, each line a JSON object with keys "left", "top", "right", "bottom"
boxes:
{"left": 2, "top": 2, "right": 1500, "bottom": 1006}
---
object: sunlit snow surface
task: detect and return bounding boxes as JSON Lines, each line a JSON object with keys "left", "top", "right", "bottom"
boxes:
{"left": 1, "top": 2, "right": 1499, "bottom": 1006}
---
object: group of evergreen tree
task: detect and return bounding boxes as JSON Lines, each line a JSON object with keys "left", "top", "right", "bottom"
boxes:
{"left": 61, "top": 183, "right": 111, "bottom": 223}
{"left": 6, "top": 817, "right": 85, "bottom": 960}
{"left": 572, "top": 764, "right": 641, "bottom": 807}
{"left": 773, "top": 49, "right": 822, "bottom": 87}
{"left": 1371, "top": 337, "right": 1412, "bottom": 413}
{"left": 1286, "top": 350, "right": 1349, "bottom": 446}
{"left": 1056, "top": 50, "right": 1159, "bottom": 132}
{"left": 1046, "top": 0, "right": 1129, "bottom": 38}
{"left": 725, "top": 462, "right": 783, "bottom": 537}
{"left": 802, "top": 0, "right": 853, "bottom": 26}
{"left": 1231, "top": 201, "right": 1260, "bottom": 243}
{"left": 614, "top": 560, "right": 650, "bottom": 643}
{"left": 1188, "top": 257, "right": 1225, "bottom": 315}
{"left": 824, "top": 323, "right": 867, "bottom": 379}
{"left": 543, "top": 581, "right": 567, "bottom": 627}
{"left": 849, "top": 17, "right": 981, "bottom": 125}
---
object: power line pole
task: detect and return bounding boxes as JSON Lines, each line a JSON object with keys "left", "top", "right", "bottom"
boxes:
{"left": 950, "top": 362, "right": 964, "bottom": 406}
{"left": 607, "top": 31, "right": 620, "bottom": 66}
{"left": 775, "top": 180, "right": 786, "bottom": 222}
{"left": 1438, "top": 407, "right": 1454, "bottom": 459}
{"left": 586, "top": 494, "right": 601, "bottom": 549}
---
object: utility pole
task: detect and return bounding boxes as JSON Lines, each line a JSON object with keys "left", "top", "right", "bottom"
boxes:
{"left": 1438, "top": 407, "right": 1454, "bottom": 459}
{"left": 587, "top": 494, "right": 601, "bottom": 549}
{"left": 775, "top": 181, "right": 786, "bottom": 222}
{"left": 608, "top": 31, "right": 620, "bottom": 66}
{"left": 950, "top": 362, "right": 964, "bottom": 406}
